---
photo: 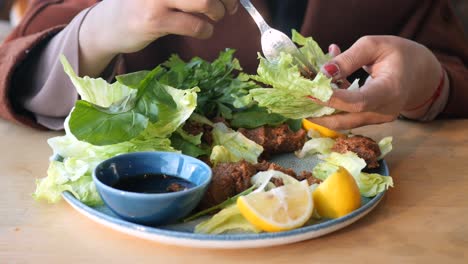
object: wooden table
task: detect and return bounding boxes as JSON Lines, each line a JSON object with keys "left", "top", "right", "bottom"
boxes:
{"left": 1, "top": 118, "right": 467, "bottom": 263}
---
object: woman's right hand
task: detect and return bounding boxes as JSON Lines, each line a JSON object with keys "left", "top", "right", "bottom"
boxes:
{"left": 78, "top": 0, "right": 239, "bottom": 77}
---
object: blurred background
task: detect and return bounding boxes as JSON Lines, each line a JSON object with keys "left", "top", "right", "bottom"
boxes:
{"left": 0, "top": 0, "right": 467, "bottom": 42}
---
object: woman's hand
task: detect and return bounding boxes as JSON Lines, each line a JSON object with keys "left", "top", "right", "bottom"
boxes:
{"left": 78, "top": 0, "right": 239, "bottom": 77}
{"left": 309, "top": 36, "right": 444, "bottom": 130}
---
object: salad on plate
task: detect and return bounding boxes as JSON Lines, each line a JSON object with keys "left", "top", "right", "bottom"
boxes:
{"left": 34, "top": 30, "right": 393, "bottom": 234}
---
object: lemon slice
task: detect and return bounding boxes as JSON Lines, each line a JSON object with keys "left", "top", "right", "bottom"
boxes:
{"left": 313, "top": 167, "right": 361, "bottom": 219}
{"left": 302, "top": 119, "right": 344, "bottom": 139}
{"left": 237, "top": 181, "right": 313, "bottom": 232}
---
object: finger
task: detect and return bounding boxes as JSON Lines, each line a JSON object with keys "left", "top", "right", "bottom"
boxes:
{"left": 321, "top": 36, "right": 380, "bottom": 80}
{"left": 220, "top": 0, "right": 239, "bottom": 14}
{"left": 328, "top": 44, "right": 341, "bottom": 57}
{"left": 327, "top": 44, "right": 350, "bottom": 89}
{"left": 159, "top": 12, "right": 214, "bottom": 39}
{"left": 310, "top": 77, "right": 391, "bottom": 112}
{"left": 308, "top": 112, "right": 397, "bottom": 130}
{"left": 170, "top": 0, "right": 226, "bottom": 21}
{"left": 334, "top": 78, "right": 352, "bottom": 89}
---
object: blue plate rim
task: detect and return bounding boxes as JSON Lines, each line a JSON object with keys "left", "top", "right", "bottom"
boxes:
{"left": 62, "top": 160, "right": 389, "bottom": 242}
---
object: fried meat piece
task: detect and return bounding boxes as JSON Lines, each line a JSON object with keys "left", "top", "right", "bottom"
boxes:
{"left": 200, "top": 160, "right": 322, "bottom": 208}
{"left": 254, "top": 160, "right": 297, "bottom": 177}
{"left": 199, "top": 160, "right": 256, "bottom": 208}
{"left": 182, "top": 120, "right": 214, "bottom": 146}
{"left": 238, "top": 124, "right": 307, "bottom": 156}
{"left": 295, "top": 171, "right": 322, "bottom": 185}
{"left": 182, "top": 117, "right": 230, "bottom": 146}
{"left": 254, "top": 160, "right": 321, "bottom": 186}
{"left": 331, "top": 135, "right": 381, "bottom": 168}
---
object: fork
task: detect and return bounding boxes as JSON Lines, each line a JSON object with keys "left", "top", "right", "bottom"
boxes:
{"left": 239, "top": 0, "right": 315, "bottom": 77}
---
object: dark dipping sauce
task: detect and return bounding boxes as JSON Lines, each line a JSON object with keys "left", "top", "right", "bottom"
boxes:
{"left": 112, "top": 173, "right": 195, "bottom": 194}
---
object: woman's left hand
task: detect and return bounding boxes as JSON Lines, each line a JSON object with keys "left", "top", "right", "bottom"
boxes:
{"left": 309, "top": 36, "right": 445, "bottom": 130}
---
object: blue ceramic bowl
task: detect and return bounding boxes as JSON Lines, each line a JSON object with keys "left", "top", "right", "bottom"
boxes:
{"left": 93, "top": 151, "right": 212, "bottom": 226}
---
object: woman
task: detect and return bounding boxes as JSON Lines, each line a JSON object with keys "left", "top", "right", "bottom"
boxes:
{"left": 0, "top": 0, "right": 467, "bottom": 130}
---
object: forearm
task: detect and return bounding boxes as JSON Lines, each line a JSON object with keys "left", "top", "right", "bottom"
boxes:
{"left": 20, "top": 7, "right": 102, "bottom": 129}
{"left": 78, "top": 1, "right": 118, "bottom": 77}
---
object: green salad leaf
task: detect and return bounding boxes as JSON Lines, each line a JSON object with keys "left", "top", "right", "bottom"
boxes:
{"left": 295, "top": 137, "right": 335, "bottom": 158}
{"left": 170, "top": 133, "right": 209, "bottom": 157}
{"left": 210, "top": 122, "right": 264, "bottom": 165}
{"left": 312, "top": 151, "right": 393, "bottom": 197}
{"left": 250, "top": 170, "right": 299, "bottom": 192}
{"left": 62, "top": 56, "right": 197, "bottom": 145}
{"left": 248, "top": 31, "right": 335, "bottom": 119}
{"left": 249, "top": 56, "right": 335, "bottom": 119}
{"left": 34, "top": 134, "right": 175, "bottom": 205}
{"left": 291, "top": 29, "right": 330, "bottom": 70}
{"left": 115, "top": 70, "right": 151, "bottom": 88}
{"left": 229, "top": 105, "right": 287, "bottom": 129}
{"left": 158, "top": 49, "right": 258, "bottom": 119}
{"left": 378, "top": 136, "right": 393, "bottom": 159}
{"left": 184, "top": 185, "right": 255, "bottom": 222}
{"left": 195, "top": 205, "right": 261, "bottom": 234}
{"left": 357, "top": 172, "right": 394, "bottom": 197}
{"left": 68, "top": 101, "right": 148, "bottom": 146}
{"left": 140, "top": 86, "right": 199, "bottom": 138}
{"left": 324, "top": 152, "right": 367, "bottom": 178}
{"left": 61, "top": 55, "right": 138, "bottom": 109}
{"left": 174, "top": 127, "right": 203, "bottom": 145}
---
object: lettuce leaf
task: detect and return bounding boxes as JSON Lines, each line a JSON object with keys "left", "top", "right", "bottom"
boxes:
{"left": 188, "top": 113, "right": 214, "bottom": 127}
{"left": 378, "top": 136, "right": 393, "bottom": 160}
{"left": 250, "top": 170, "right": 299, "bottom": 192}
{"left": 170, "top": 133, "right": 209, "bottom": 157}
{"left": 249, "top": 55, "right": 335, "bottom": 119}
{"left": 115, "top": 70, "right": 151, "bottom": 88}
{"left": 175, "top": 127, "right": 202, "bottom": 146}
{"left": 324, "top": 152, "right": 367, "bottom": 178}
{"left": 312, "top": 151, "right": 394, "bottom": 197}
{"left": 68, "top": 101, "right": 148, "bottom": 146}
{"left": 210, "top": 123, "right": 263, "bottom": 165}
{"left": 60, "top": 55, "right": 138, "bottom": 108}
{"left": 357, "top": 172, "right": 394, "bottom": 197}
{"left": 141, "top": 86, "right": 199, "bottom": 138}
{"left": 229, "top": 105, "right": 288, "bottom": 129}
{"left": 291, "top": 29, "right": 330, "bottom": 70}
{"left": 312, "top": 162, "right": 340, "bottom": 181}
{"left": 62, "top": 55, "right": 197, "bottom": 146}
{"left": 34, "top": 134, "right": 175, "bottom": 205}
{"left": 194, "top": 205, "right": 261, "bottom": 234}
{"left": 248, "top": 31, "right": 335, "bottom": 119}
{"left": 295, "top": 137, "right": 335, "bottom": 158}
{"left": 210, "top": 145, "right": 240, "bottom": 165}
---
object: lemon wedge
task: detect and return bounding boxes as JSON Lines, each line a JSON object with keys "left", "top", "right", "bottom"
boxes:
{"left": 313, "top": 167, "right": 361, "bottom": 218}
{"left": 237, "top": 181, "right": 313, "bottom": 232}
{"left": 302, "top": 119, "right": 344, "bottom": 139}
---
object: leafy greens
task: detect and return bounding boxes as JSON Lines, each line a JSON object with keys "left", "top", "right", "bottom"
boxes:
{"left": 248, "top": 30, "right": 336, "bottom": 119}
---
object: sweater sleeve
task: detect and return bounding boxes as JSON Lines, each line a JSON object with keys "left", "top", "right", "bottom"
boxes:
{"left": 402, "top": 0, "right": 468, "bottom": 118}
{"left": 0, "top": 0, "right": 96, "bottom": 129}
{"left": 19, "top": 8, "right": 92, "bottom": 130}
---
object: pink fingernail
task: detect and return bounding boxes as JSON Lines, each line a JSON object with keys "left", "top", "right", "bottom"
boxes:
{"left": 323, "top": 63, "right": 339, "bottom": 77}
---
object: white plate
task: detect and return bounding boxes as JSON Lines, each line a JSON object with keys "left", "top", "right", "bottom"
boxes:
{"left": 62, "top": 154, "right": 389, "bottom": 249}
